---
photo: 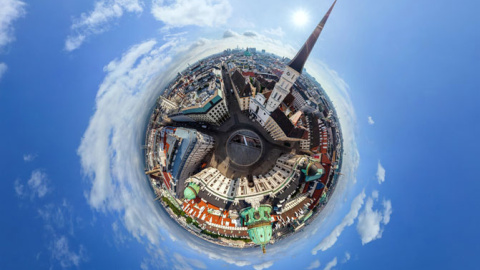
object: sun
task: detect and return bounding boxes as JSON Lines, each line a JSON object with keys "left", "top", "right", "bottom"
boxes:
{"left": 292, "top": 9, "right": 309, "bottom": 26}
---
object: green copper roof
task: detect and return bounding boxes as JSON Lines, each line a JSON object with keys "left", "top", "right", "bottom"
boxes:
{"left": 302, "top": 161, "right": 324, "bottom": 182}
{"left": 247, "top": 224, "right": 272, "bottom": 247}
{"left": 240, "top": 205, "right": 273, "bottom": 253}
{"left": 183, "top": 182, "right": 200, "bottom": 200}
{"left": 181, "top": 90, "right": 223, "bottom": 115}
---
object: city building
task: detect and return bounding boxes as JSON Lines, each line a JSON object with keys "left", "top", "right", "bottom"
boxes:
{"left": 249, "top": 0, "right": 337, "bottom": 143}
{"left": 183, "top": 154, "right": 307, "bottom": 206}
{"left": 174, "top": 89, "right": 230, "bottom": 125}
{"left": 231, "top": 69, "right": 256, "bottom": 111}
{"left": 155, "top": 127, "right": 214, "bottom": 197}
{"left": 157, "top": 96, "right": 178, "bottom": 114}
{"left": 168, "top": 66, "right": 230, "bottom": 126}
{"left": 241, "top": 205, "right": 273, "bottom": 253}
{"left": 263, "top": 109, "right": 309, "bottom": 141}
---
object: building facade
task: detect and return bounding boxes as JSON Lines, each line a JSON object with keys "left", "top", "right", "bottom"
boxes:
{"left": 172, "top": 89, "right": 230, "bottom": 126}
{"left": 155, "top": 127, "right": 214, "bottom": 197}
{"left": 231, "top": 69, "right": 256, "bottom": 111}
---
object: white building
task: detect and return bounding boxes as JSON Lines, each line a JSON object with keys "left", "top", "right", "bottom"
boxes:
{"left": 156, "top": 127, "right": 214, "bottom": 197}
{"left": 249, "top": 93, "right": 270, "bottom": 126}
{"left": 185, "top": 154, "right": 307, "bottom": 202}
{"left": 158, "top": 96, "right": 178, "bottom": 113}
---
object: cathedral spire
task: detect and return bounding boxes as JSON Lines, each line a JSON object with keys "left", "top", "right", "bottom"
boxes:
{"left": 288, "top": 0, "right": 337, "bottom": 74}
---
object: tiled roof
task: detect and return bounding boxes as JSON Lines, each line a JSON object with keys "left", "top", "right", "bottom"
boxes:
{"left": 231, "top": 70, "right": 253, "bottom": 97}
{"left": 283, "top": 93, "right": 295, "bottom": 106}
{"left": 271, "top": 108, "right": 309, "bottom": 139}
{"left": 263, "top": 90, "right": 272, "bottom": 100}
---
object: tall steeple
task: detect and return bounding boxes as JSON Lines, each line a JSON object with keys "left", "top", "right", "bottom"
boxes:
{"left": 288, "top": 0, "right": 337, "bottom": 74}
{"left": 262, "top": 0, "right": 337, "bottom": 114}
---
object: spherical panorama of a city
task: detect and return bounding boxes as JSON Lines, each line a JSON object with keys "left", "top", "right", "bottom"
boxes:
{"left": 17, "top": 0, "right": 477, "bottom": 268}
{"left": 7, "top": 0, "right": 479, "bottom": 268}
{"left": 145, "top": 1, "right": 342, "bottom": 254}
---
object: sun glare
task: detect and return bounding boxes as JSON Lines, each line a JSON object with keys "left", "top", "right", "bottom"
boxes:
{"left": 292, "top": 9, "right": 309, "bottom": 26}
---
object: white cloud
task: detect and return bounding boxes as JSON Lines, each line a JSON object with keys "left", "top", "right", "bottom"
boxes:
{"left": 186, "top": 242, "right": 252, "bottom": 267}
{"left": 65, "top": 0, "right": 143, "bottom": 51}
{"left": 172, "top": 253, "right": 206, "bottom": 270}
{"left": 65, "top": 35, "right": 86, "bottom": 52}
{"left": 78, "top": 38, "right": 178, "bottom": 245}
{"left": 140, "top": 243, "right": 168, "bottom": 270}
{"left": 382, "top": 199, "right": 392, "bottom": 225}
{"left": 253, "top": 261, "right": 274, "bottom": 270}
{"left": 0, "top": 0, "right": 25, "bottom": 81}
{"left": 367, "top": 116, "right": 375, "bottom": 125}
{"left": 243, "top": 31, "right": 258, "bottom": 37}
{"left": 112, "top": 221, "right": 129, "bottom": 245}
{"left": 223, "top": 29, "right": 239, "bottom": 38}
{"left": 356, "top": 196, "right": 392, "bottom": 245}
{"left": 14, "top": 169, "right": 50, "bottom": 199}
{"left": 371, "top": 190, "right": 379, "bottom": 200}
{"left": 38, "top": 200, "right": 87, "bottom": 268}
{"left": 307, "top": 259, "right": 321, "bottom": 269}
{"left": 50, "top": 235, "right": 87, "bottom": 268}
{"left": 264, "top": 27, "right": 285, "bottom": 37}
{"left": 15, "top": 169, "right": 87, "bottom": 269}
{"left": 323, "top": 257, "right": 337, "bottom": 270}
{"left": 0, "top": 0, "right": 25, "bottom": 49}
{"left": 151, "top": 0, "right": 231, "bottom": 28}
{"left": 37, "top": 201, "right": 75, "bottom": 236}
{"left": 14, "top": 178, "right": 24, "bottom": 197}
{"left": 0, "top": 62, "right": 7, "bottom": 81}
{"left": 312, "top": 190, "right": 366, "bottom": 254}
{"left": 23, "top": 153, "right": 37, "bottom": 162}
{"left": 342, "top": 252, "right": 351, "bottom": 263}
{"left": 376, "top": 161, "right": 385, "bottom": 184}
{"left": 27, "top": 169, "right": 50, "bottom": 198}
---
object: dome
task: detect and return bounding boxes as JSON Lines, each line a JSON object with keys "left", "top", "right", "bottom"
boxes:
{"left": 183, "top": 183, "right": 200, "bottom": 200}
{"left": 307, "top": 163, "right": 319, "bottom": 176}
{"left": 302, "top": 161, "right": 324, "bottom": 182}
{"left": 247, "top": 223, "right": 273, "bottom": 247}
{"left": 240, "top": 205, "right": 273, "bottom": 253}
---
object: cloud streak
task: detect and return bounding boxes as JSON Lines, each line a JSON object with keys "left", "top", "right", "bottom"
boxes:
{"left": 151, "top": 0, "right": 231, "bottom": 28}
{"left": 65, "top": 0, "right": 143, "bottom": 51}
{"left": 23, "top": 153, "right": 37, "bottom": 162}
{"left": 323, "top": 257, "right": 337, "bottom": 270}
{"left": 14, "top": 170, "right": 87, "bottom": 268}
{"left": 376, "top": 161, "right": 385, "bottom": 184}
{"left": 50, "top": 235, "right": 87, "bottom": 268}
{"left": 0, "top": 0, "right": 25, "bottom": 49}
{"left": 307, "top": 259, "right": 321, "bottom": 269}
{"left": 0, "top": 0, "right": 26, "bottom": 81}
{"left": 368, "top": 116, "right": 375, "bottom": 125}
{"left": 0, "top": 62, "right": 7, "bottom": 81}
{"left": 253, "top": 261, "right": 274, "bottom": 270}
{"left": 27, "top": 169, "right": 51, "bottom": 198}
{"left": 312, "top": 190, "right": 366, "bottom": 254}
{"left": 356, "top": 196, "right": 392, "bottom": 245}
{"left": 342, "top": 252, "right": 351, "bottom": 263}
{"left": 264, "top": 27, "right": 285, "bottom": 37}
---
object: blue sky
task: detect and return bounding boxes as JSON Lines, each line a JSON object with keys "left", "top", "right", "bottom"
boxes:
{"left": 1, "top": 0, "right": 479, "bottom": 269}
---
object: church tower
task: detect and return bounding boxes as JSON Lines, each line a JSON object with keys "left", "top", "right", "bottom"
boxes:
{"left": 265, "top": 0, "right": 337, "bottom": 113}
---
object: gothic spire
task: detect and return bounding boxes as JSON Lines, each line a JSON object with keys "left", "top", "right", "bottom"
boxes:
{"left": 288, "top": 0, "right": 337, "bottom": 74}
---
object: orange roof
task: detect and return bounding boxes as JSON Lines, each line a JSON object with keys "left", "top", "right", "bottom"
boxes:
{"left": 207, "top": 203, "right": 219, "bottom": 210}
